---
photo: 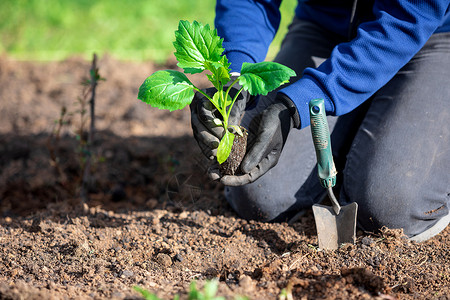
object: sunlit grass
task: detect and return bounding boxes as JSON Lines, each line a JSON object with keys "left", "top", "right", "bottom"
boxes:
{"left": 0, "top": 0, "right": 295, "bottom": 62}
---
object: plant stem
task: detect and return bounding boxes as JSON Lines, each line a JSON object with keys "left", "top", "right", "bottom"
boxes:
{"left": 192, "top": 86, "right": 221, "bottom": 112}
{"left": 224, "top": 77, "right": 240, "bottom": 99}
{"left": 80, "top": 53, "right": 99, "bottom": 203}
{"left": 88, "top": 54, "right": 97, "bottom": 146}
{"left": 219, "top": 86, "right": 228, "bottom": 130}
{"left": 223, "top": 77, "right": 243, "bottom": 126}
{"left": 192, "top": 85, "right": 228, "bottom": 133}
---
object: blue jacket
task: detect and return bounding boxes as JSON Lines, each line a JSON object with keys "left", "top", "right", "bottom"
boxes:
{"left": 215, "top": 0, "right": 450, "bottom": 128}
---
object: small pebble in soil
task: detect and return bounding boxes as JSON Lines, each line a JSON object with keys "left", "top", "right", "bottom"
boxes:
{"left": 120, "top": 270, "right": 134, "bottom": 278}
{"left": 174, "top": 254, "right": 183, "bottom": 262}
{"left": 82, "top": 203, "right": 89, "bottom": 214}
{"left": 362, "top": 236, "right": 375, "bottom": 246}
{"left": 156, "top": 253, "right": 172, "bottom": 267}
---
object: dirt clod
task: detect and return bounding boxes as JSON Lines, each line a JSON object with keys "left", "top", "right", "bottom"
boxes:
{"left": 362, "top": 236, "right": 375, "bottom": 246}
{"left": 156, "top": 253, "right": 173, "bottom": 267}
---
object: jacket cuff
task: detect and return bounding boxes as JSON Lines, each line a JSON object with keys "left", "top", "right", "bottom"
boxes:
{"left": 279, "top": 75, "right": 335, "bottom": 129}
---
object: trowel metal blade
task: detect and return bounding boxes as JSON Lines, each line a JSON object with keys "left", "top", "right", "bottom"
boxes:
{"left": 312, "top": 202, "right": 358, "bottom": 250}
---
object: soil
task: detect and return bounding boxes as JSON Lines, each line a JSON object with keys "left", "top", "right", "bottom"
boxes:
{"left": 0, "top": 55, "right": 449, "bottom": 300}
{"left": 219, "top": 128, "right": 248, "bottom": 176}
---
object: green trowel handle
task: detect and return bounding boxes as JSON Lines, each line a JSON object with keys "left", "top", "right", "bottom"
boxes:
{"left": 309, "top": 99, "right": 337, "bottom": 188}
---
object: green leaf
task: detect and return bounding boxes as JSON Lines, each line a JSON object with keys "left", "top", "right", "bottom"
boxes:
{"left": 229, "top": 125, "right": 243, "bottom": 137}
{"left": 138, "top": 70, "right": 195, "bottom": 111}
{"left": 212, "top": 91, "right": 232, "bottom": 110}
{"left": 188, "top": 281, "right": 201, "bottom": 300}
{"left": 212, "top": 118, "right": 223, "bottom": 126}
{"left": 211, "top": 91, "right": 220, "bottom": 109}
{"left": 174, "top": 20, "right": 224, "bottom": 74}
{"left": 203, "top": 280, "right": 219, "bottom": 299}
{"left": 217, "top": 130, "right": 235, "bottom": 164}
{"left": 205, "top": 56, "right": 231, "bottom": 88}
{"left": 133, "top": 286, "right": 162, "bottom": 300}
{"left": 239, "top": 62, "right": 296, "bottom": 96}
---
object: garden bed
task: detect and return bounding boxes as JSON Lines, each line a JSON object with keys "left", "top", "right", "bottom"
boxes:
{"left": 0, "top": 56, "right": 448, "bottom": 299}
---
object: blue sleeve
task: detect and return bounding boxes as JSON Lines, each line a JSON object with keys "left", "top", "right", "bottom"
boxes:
{"left": 280, "top": 0, "right": 450, "bottom": 128}
{"left": 215, "top": 0, "right": 282, "bottom": 72}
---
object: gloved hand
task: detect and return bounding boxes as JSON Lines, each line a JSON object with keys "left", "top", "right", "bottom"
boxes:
{"left": 220, "top": 93, "right": 300, "bottom": 186}
{"left": 190, "top": 75, "right": 252, "bottom": 159}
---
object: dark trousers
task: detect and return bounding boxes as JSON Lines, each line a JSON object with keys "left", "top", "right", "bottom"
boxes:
{"left": 225, "top": 18, "right": 450, "bottom": 238}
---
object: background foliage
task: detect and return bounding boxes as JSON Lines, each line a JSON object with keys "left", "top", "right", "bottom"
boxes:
{"left": 0, "top": 0, "right": 296, "bottom": 62}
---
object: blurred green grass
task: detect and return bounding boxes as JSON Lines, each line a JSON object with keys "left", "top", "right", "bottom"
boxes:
{"left": 0, "top": 0, "right": 296, "bottom": 63}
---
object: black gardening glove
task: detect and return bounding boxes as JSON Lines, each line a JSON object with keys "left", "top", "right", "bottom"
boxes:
{"left": 190, "top": 75, "right": 252, "bottom": 159}
{"left": 220, "top": 93, "right": 300, "bottom": 186}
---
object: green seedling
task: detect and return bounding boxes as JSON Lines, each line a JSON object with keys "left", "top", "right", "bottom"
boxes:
{"left": 138, "top": 20, "right": 295, "bottom": 164}
{"left": 133, "top": 279, "right": 246, "bottom": 300}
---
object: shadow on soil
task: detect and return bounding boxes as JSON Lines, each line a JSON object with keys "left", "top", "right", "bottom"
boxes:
{"left": 0, "top": 130, "right": 222, "bottom": 216}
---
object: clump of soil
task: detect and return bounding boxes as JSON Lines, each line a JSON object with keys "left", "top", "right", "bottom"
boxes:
{"left": 219, "top": 127, "right": 248, "bottom": 176}
{"left": 0, "top": 55, "right": 449, "bottom": 300}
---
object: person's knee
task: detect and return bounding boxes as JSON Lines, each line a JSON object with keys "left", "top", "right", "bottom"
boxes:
{"left": 344, "top": 168, "right": 449, "bottom": 237}
{"left": 355, "top": 185, "right": 421, "bottom": 236}
{"left": 225, "top": 185, "right": 296, "bottom": 222}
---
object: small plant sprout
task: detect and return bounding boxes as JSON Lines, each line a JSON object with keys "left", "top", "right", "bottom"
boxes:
{"left": 138, "top": 20, "right": 296, "bottom": 164}
{"left": 133, "top": 279, "right": 243, "bottom": 300}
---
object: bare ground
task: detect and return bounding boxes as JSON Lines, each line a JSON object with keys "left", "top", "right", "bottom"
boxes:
{"left": 0, "top": 55, "right": 449, "bottom": 300}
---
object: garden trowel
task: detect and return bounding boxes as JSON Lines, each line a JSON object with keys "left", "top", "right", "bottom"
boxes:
{"left": 309, "top": 99, "right": 358, "bottom": 250}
